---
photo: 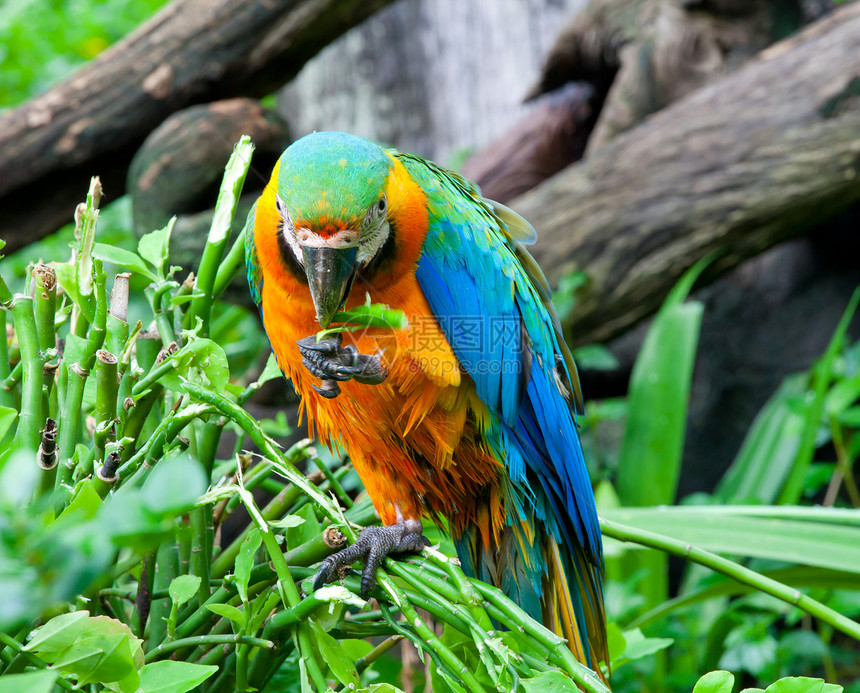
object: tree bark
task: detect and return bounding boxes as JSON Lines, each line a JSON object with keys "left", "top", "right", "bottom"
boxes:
{"left": 0, "top": 0, "right": 394, "bottom": 254}
{"left": 515, "top": 2, "right": 860, "bottom": 346}
{"left": 461, "top": 83, "right": 597, "bottom": 204}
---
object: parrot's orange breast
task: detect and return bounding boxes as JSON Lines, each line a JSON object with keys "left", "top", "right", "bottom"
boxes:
{"left": 254, "top": 158, "right": 504, "bottom": 533}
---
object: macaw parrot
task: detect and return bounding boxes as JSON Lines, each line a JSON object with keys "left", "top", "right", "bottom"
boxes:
{"left": 245, "top": 131, "right": 607, "bottom": 672}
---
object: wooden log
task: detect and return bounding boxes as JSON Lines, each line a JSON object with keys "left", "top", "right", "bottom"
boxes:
{"left": 514, "top": 3, "right": 860, "bottom": 346}
{"left": 0, "top": 0, "right": 394, "bottom": 254}
{"left": 526, "top": 0, "right": 830, "bottom": 152}
{"left": 461, "top": 83, "right": 597, "bottom": 204}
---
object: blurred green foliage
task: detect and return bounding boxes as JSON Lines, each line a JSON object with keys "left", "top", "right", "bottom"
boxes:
{"left": 0, "top": 0, "right": 169, "bottom": 109}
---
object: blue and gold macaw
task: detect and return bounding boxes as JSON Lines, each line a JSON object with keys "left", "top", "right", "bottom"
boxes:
{"left": 246, "top": 131, "right": 607, "bottom": 672}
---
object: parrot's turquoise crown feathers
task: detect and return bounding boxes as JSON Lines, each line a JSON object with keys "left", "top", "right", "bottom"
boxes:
{"left": 276, "top": 131, "right": 393, "bottom": 229}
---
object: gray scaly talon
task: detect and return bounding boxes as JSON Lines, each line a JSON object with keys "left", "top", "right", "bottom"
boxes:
{"left": 313, "top": 519, "right": 429, "bottom": 598}
{"left": 297, "top": 334, "right": 387, "bottom": 397}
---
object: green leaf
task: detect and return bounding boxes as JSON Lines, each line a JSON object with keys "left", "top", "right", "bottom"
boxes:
{"left": 316, "top": 293, "right": 408, "bottom": 340}
{"left": 716, "top": 374, "right": 807, "bottom": 504}
{"left": 269, "top": 514, "right": 305, "bottom": 530}
{"left": 606, "top": 622, "right": 626, "bottom": 664}
{"left": 235, "top": 528, "right": 262, "bottom": 604}
{"left": 161, "top": 338, "right": 230, "bottom": 393}
{"left": 765, "top": 677, "right": 842, "bottom": 693}
{"left": 257, "top": 352, "right": 283, "bottom": 386}
{"left": 611, "top": 627, "right": 673, "bottom": 669}
{"left": 0, "top": 670, "right": 59, "bottom": 693}
{"left": 53, "top": 478, "right": 102, "bottom": 527}
{"left": 780, "top": 288, "right": 860, "bottom": 504}
{"left": 138, "top": 219, "right": 174, "bottom": 276}
{"left": 205, "top": 603, "right": 245, "bottom": 624}
{"left": 693, "top": 671, "right": 735, "bottom": 693}
{"left": 168, "top": 575, "right": 202, "bottom": 607}
{"left": 29, "top": 615, "right": 143, "bottom": 689}
{"left": 572, "top": 344, "right": 619, "bottom": 371}
{"left": 600, "top": 507, "right": 860, "bottom": 574}
{"left": 138, "top": 660, "right": 218, "bottom": 693}
{"left": 308, "top": 617, "right": 360, "bottom": 687}
{"left": 552, "top": 271, "right": 588, "bottom": 320}
{"left": 24, "top": 611, "right": 89, "bottom": 654}
{"left": 825, "top": 376, "right": 860, "bottom": 416}
{"left": 616, "top": 298, "right": 703, "bottom": 506}
{"left": 285, "top": 504, "right": 321, "bottom": 550}
{"left": 93, "top": 243, "right": 156, "bottom": 281}
{"left": 614, "top": 260, "right": 707, "bottom": 614}
{"left": 836, "top": 405, "right": 860, "bottom": 426}
{"left": 521, "top": 670, "right": 580, "bottom": 692}
{"left": 0, "top": 405, "right": 17, "bottom": 441}
{"left": 139, "top": 452, "right": 207, "bottom": 517}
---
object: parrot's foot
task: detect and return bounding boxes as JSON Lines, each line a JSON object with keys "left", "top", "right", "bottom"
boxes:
{"left": 297, "top": 333, "right": 387, "bottom": 398}
{"left": 312, "top": 519, "right": 429, "bottom": 599}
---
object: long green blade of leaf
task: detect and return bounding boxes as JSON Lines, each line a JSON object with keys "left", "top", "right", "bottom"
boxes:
{"left": 601, "top": 508, "right": 860, "bottom": 574}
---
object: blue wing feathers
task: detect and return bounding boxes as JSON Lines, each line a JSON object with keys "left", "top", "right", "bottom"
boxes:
{"left": 401, "top": 152, "right": 601, "bottom": 565}
{"left": 400, "top": 153, "right": 603, "bottom": 662}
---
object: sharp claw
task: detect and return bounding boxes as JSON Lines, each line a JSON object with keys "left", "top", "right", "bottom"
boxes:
{"left": 309, "top": 520, "right": 428, "bottom": 600}
{"left": 303, "top": 356, "right": 351, "bottom": 381}
{"left": 297, "top": 333, "right": 342, "bottom": 354}
{"left": 313, "top": 381, "right": 341, "bottom": 398}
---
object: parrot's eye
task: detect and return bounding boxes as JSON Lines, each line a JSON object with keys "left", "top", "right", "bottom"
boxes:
{"left": 376, "top": 196, "right": 387, "bottom": 215}
{"left": 275, "top": 194, "right": 287, "bottom": 218}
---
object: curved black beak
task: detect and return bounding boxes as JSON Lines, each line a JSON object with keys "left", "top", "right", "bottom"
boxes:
{"left": 301, "top": 246, "right": 358, "bottom": 328}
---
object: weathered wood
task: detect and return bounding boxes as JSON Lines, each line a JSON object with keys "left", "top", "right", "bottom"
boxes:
{"left": 527, "top": 0, "right": 824, "bottom": 151}
{"left": 461, "top": 83, "right": 596, "bottom": 204}
{"left": 515, "top": 3, "right": 860, "bottom": 346}
{"left": 0, "top": 0, "right": 395, "bottom": 254}
{"left": 128, "top": 98, "right": 291, "bottom": 266}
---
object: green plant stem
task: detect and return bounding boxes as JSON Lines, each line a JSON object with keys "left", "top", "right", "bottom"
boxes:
{"left": 118, "top": 387, "right": 162, "bottom": 463}
{"left": 1, "top": 360, "right": 22, "bottom": 393}
{"left": 470, "top": 580, "right": 609, "bottom": 692}
{"left": 181, "top": 381, "right": 342, "bottom": 523}
{"left": 190, "top": 506, "right": 212, "bottom": 605}
{"left": 55, "top": 263, "right": 108, "bottom": 495}
{"left": 149, "top": 282, "right": 176, "bottom": 347}
{"left": 31, "top": 264, "right": 57, "bottom": 354}
{"left": 74, "top": 177, "right": 101, "bottom": 325}
{"left": 268, "top": 537, "right": 328, "bottom": 691}
{"left": 600, "top": 517, "right": 860, "bottom": 642}
{"left": 0, "top": 632, "right": 75, "bottom": 690}
{"left": 779, "top": 287, "right": 860, "bottom": 504}
{"left": 148, "top": 540, "right": 179, "bottom": 647}
{"left": 93, "top": 349, "right": 118, "bottom": 466}
{"left": 830, "top": 418, "right": 860, "bottom": 507}
{"left": 212, "top": 485, "right": 305, "bottom": 578}
{"left": 10, "top": 294, "right": 44, "bottom": 452}
{"left": 187, "top": 137, "right": 254, "bottom": 336}
{"left": 212, "top": 226, "right": 247, "bottom": 300}
{"left": 425, "top": 546, "right": 493, "bottom": 631}
{"left": 0, "top": 310, "right": 14, "bottom": 409}
{"left": 376, "top": 572, "right": 488, "bottom": 692}
{"left": 310, "top": 454, "right": 353, "bottom": 508}
{"left": 144, "top": 634, "right": 275, "bottom": 663}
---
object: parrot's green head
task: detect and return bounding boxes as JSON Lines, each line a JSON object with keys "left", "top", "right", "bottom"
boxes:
{"left": 274, "top": 131, "right": 394, "bottom": 327}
